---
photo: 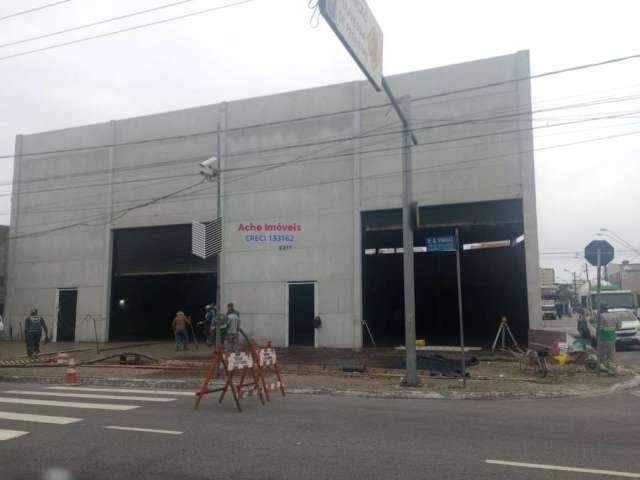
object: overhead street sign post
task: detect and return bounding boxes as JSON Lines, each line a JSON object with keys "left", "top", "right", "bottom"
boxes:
{"left": 319, "top": 0, "right": 420, "bottom": 385}
{"left": 319, "top": 0, "right": 383, "bottom": 91}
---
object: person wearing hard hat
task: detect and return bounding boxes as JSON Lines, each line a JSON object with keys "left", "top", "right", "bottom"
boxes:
{"left": 24, "top": 308, "right": 48, "bottom": 358}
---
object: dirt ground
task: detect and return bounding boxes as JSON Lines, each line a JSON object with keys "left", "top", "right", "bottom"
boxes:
{"left": 0, "top": 341, "right": 634, "bottom": 397}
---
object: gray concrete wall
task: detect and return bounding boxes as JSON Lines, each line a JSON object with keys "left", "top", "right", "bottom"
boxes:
{"left": 5, "top": 51, "right": 541, "bottom": 347}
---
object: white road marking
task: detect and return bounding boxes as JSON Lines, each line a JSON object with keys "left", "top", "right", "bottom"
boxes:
{"left": 105, "top": 426, "right": 183, "bottom": 435}
{"left": 486, "top": 460, "right": 640, "bottom": 478}
{"left": 5, "top": 390, "right": 176, "bottom": 402}
{"left": 0, "top": 411, "right": 82, "bottom": 425}
{"left": 0, "top": 397, "right": 139, "bottom": 411}
{"left": 47, "top": 386, "right": 195, "bottom": 397}
{"left": 0, "top": 429, "right": 29, "bottom": 441}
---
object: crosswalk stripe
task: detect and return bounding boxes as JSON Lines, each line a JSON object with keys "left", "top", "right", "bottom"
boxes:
{"left": 47, "top": 386, "right": 195, "bottom": 397}
{"left": 0, "top": 411, "right": 82, "bottom": 425}
{"left": 105, "top": 426, "right": 183, "bottom": 435}
{"left": 5, "top": 390, "right": 176, "bottom": 403}
{"left": 0, "top": 397, "right": 139, "bottom": 411}
{"left": 0, "top": 429, "right": 29, "bottom": 441}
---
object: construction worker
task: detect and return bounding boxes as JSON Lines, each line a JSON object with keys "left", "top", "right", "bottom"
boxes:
{"left": 172, "top": 311, "right": 191, "bottom": 352}
{"left": 223, "top": 302, "right": 240, "bottom": 351}
{"left": 598, "top": 303, "right": 621, "bottom": 375}
{"left": 24, "top": 308, "right": 48, "bottom": 358}
{"left": 198, "top": 304, "right": 216, "bottom": 346}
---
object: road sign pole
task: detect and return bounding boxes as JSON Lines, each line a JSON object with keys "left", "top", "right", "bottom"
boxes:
{"left": 401, "top": 95, "right": 419, "bottom": 386}
{"left": 455, "top": 228, "right": 466, "bottom": 387}
{"left": 596, "top": 248, "right": 602, "bottom": 376}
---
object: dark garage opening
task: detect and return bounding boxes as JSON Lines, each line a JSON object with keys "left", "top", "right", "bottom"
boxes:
{"left": 109, "top": 224, "right": 216, "bottom": 341}
{"left": 362, "top": 200, "right": 529, "bottom": 348}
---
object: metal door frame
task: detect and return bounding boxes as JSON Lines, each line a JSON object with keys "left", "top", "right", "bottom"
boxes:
{"left": 285, "top": 281, "right": 318, "bottom": 348}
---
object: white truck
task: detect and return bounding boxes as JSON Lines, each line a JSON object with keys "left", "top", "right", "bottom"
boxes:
{"left": 577, "top": 280, "right": 640, "bottom": 344}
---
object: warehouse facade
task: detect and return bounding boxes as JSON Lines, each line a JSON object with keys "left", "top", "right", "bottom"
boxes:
{"left": 6, "top": 51, "right": 542, "bottom": 348}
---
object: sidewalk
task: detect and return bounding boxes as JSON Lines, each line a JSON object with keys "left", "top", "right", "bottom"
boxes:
{"left": 0, "top": 340, "right": 637, "bottom": 400}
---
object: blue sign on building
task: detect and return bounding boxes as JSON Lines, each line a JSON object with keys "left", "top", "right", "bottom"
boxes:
{"left": 426, "top": 235, "right": 457, "bottom": 252}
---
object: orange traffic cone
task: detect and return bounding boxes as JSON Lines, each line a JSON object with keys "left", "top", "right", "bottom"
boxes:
{"left": 63, "top": 357, "right": 79, "bottom": 385}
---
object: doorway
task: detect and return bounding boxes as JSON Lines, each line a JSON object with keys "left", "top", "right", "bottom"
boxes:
{"left": 287, "top": 283, "right": 316, "bottom": 346}
{"left": 57, "top": 289, "right": 77, "bottom": 342}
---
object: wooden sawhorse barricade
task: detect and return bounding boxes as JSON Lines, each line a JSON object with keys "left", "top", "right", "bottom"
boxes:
{"left": 193, "top": 342, "right": 285, "bottom": 412}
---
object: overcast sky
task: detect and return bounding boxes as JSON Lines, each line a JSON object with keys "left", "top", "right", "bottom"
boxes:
{"left": 0, "top": 0, "right": 639, "bottom": 282}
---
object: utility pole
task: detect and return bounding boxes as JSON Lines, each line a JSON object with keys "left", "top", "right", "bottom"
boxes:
{"left": 584, "top": 262, "right": 590, "bottom": 285}
{"left": 573, "top": 271, "right": 578, "bottom": 305}
{"left": 400, "top": 95, "right": 418, "bottom": 386}
{"left": 215, "top": 123, "right": 223, "bottom": 349}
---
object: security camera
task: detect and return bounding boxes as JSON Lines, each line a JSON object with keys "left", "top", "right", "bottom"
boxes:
{"left": 199, "top": 156, "right": 219, "bottom": 171}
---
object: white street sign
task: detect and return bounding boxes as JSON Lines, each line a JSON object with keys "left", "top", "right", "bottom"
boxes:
{"left": 319, "top": 0, "right": 383, "bottom": 91}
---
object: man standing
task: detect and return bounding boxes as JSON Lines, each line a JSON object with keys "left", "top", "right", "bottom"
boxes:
{"left": 172, "top": 311, "right": 191, "bottom": 352}
{"left": 598, "top": 304, "right": 621, "bottom": 375}
{"left": 224, "top": 302, "right": 240, "bottom": 351}
{"left": 24, "top": 309, "right": 48, "bottom": 358}
{"left": 205, "top": 304, "right": 217, "bottom": 345}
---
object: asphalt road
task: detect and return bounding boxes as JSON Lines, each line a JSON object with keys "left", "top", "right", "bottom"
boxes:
{"left": 0, "top": 382, "right": 639, "bottom": 480}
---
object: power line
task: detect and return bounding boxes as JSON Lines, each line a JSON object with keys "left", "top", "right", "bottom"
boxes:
{"left": 7, "top": 178, "right": 205, "bottom": 242}
{"left": 0, "top": 0, "right": 71, "bottom": 22}
{"left": 12, "top": 115, "right": 640, "bottom": 217}
{"left": 4, "top": 91, "right": 639, "bottom": 193}
{"left": 0, "top": 0, "right": 200, "bottom": 49}
{"left": 5, "top": 110, "right": 640, "bottom": 205}
{"left": 411, "top": 53, "right": 640, "bottom": 104}
{"left": 10, "top": 124, "right": 640, "bottom": 233}
{"left": 0, "top": 0, "right": 258, "bottom": 62}
{"left": 2, "top": 53, "right": 640, "bottom": 161}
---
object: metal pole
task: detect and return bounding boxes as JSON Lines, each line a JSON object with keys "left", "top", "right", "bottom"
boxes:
{"left": 455, "top": 228, "right": 466, "bottom": 387}
{"left": 215, "top": 123, "right": 223, "bottom": 350}
{"left": 92, "top": 316, "right": 100, "bottom": 354}
{"left": 596, "top": 249, "right": 602, "bottom": 376}
{"left": 400, "top": 95, "right": 419, "bottom": 386}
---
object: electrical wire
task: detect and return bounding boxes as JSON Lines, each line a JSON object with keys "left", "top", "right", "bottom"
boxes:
{"left": 4, "top": 93, "right": 639, "bottom": 195}
{"left": 0, "top": 0, "right": 71, "bottom": 22}
{"left": 5, "top": 110, "right": 640, "bottom": 214}
{"left": 8, "top": 124, "right": 640, "bottom": 235}
{"left": 7, "top": 178, "right": 205, "bottom": 241}
{"left": 0, "top": 0, "right": 259, "bottom": 62}
{"left": 2, "top": 53, "right": 640, "bottom": 160}
{"left": 0, "top": 0, "right": 201, "bottom": 50}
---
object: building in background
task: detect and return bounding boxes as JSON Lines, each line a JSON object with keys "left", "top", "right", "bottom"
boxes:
{"left": 609, "top": 261, "right": 640, "bottom": 305}
{"left": 5, "top": 51, "right": 541, "bottom": 348}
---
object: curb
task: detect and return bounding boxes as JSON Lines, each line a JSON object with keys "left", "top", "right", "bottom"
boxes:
{"left": 2, "top": 373, "right": 638, "bottom": 400}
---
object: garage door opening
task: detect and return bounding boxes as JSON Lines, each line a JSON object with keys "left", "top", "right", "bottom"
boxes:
{"left": 109, "top": 225, "right": 216, "bottom": 341}
{"left": 362, "top": 200, "right": 529, "bottom": 348}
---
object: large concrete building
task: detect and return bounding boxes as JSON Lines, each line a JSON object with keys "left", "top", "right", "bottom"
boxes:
{"left": 6, "top": 51, "right": 542, "bottom": 348}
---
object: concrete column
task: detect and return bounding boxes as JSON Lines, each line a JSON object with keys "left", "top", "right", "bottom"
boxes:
{"left": 5, "top": 135, "right": 23, "bottom": 340}
{"left": 515, "top": 50, "right": 543, "bottom": 333}
{"left": 352, "top": 82, "right": 363, "bottom": 350}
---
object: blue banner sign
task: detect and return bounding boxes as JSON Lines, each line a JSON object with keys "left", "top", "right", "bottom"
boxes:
{"left": 426, "top": 235, "right": 457, "bottom": 252}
